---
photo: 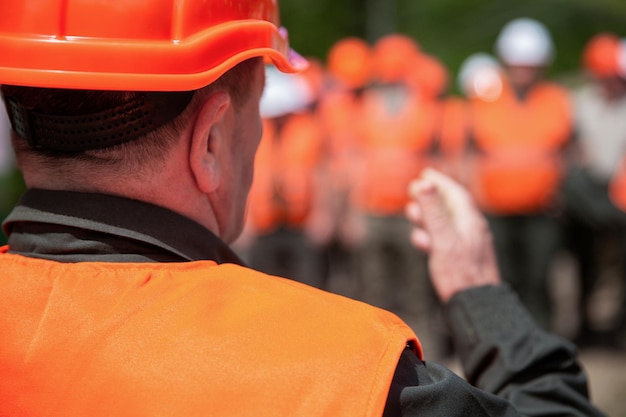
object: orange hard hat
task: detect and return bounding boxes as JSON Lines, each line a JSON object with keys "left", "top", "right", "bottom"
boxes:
{"left": 327, "top": 37, "right": 372, "bottom": 89}
{"left": 371, "top": 34, "right": 420, "bottom": 83}
{"left": 0, "top": 0, "right": 307, "bottom": 91}
{"left": 583, "top": 33, "right": 621, "bottom": 77}
{"left": 406, "top": 53, "right": 449, "bottom": 98}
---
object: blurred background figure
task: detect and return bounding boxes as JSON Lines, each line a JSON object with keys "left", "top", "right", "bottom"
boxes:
{"left": 346, "top": 33, "right": 449, "bottom": 359}
{"left": 234, "top": 62, "right": 329, "bottom": 289}
{"left": 563, "top": 33, "right": 626, "bottom": 347}
{"left": 459, "top": 18, "right": 574, "bottom": 330}
{"left": 315, "top": 37, "right": 374, "bottom": 297}
{"left": 438, "top": 52, "right": 504, "bottom": 184}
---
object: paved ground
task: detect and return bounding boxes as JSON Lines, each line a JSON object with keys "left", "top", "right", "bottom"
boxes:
{"left": 551, "top": 250, "right": 626, "bottom": 417}
{"left": 580, "top": 348, "right": 626, "bottom": 417}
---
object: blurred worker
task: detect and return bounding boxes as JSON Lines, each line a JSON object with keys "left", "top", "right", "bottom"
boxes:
{"left": 435, "top": 96, "right": 466, "bottom": 182}
{"left": 241, "top": 63, "right": 328, "bottom": 288}
{"left": 565, "top": 33, "right": 626, "bottom": 346}
{"left": 465, "top": 18, "right": 574, "bottom": 329}
{"left": 437, "top": 53, "right": 504, "bottom": 184}
{"left": 0, "top": 1, "right": 607, "bottom": 416}
{"left": 350, "top": 34, "right": 446, "bottom": 359}
{"left": 316, "top": 37, "right": 373, "bottom": 296}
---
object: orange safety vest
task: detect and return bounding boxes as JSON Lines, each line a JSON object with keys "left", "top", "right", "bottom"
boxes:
{"left": 247, "top": 113, "right": 324, "bottom": 233}
{"left": 436, "top": 96, "right": 471, "bottom": 183}
{"left": 0, "top": 249, "right": 420, "bottom": 417}
{"left": 469, "top": 81, "right": 572, "bottom": 214}
{"left": 317, "top": 90, "right": 365, "bottom": 192}
{"left": 438, "top": 96, "right": 470, "bottom": 157}
{"left": 353, "top": 89, "right": 440, "bottom": 215}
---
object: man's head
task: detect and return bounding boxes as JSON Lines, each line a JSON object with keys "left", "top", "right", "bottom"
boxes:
{"left": 0, "top": 0, "right": 306, "bottom": 243}
{"left": 582, "top": 33, "right": 626, "bottom": 101}
{"left": 495, "top": 18, "right": 554, "bottom": 93}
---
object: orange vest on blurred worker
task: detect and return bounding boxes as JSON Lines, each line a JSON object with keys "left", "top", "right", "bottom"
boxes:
{"left": 354, "top": 89, "right": 440, "bottom": 215}
{"left": 247, "top": 113, "right": 323, "bottom": 234}
{"left": 0, "top": 249, "right": 420, "bottom": 417}
{"left": 437, "top": 96, "right": 472, "bottom": 182}
{"left": 317, "top": 90, "right": 365, "bottom": 192}
{"left": 469, "top": 80, "right": 572, "bottom": 214}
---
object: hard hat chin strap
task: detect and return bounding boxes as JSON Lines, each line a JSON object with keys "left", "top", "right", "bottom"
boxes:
{"left": 3, "top": 91, "right": 195, "bottom": 152}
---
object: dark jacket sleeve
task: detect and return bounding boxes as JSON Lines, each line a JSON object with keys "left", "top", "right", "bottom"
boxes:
{"left": 383, "top": 284, "right": 607, "bottom": 417}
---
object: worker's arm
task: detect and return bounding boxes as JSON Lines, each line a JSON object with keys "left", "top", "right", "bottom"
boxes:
{"left": 382, "top": 169, "right": 606, "bottom": 417}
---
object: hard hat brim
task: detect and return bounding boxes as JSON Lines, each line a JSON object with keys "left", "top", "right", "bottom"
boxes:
{"left": 0, "top": 21, "right": 308, "bottom": 91}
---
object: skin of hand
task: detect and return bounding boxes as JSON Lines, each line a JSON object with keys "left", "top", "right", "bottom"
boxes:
{"left": 406, "top": 168, "right": 501, "bottom": 303}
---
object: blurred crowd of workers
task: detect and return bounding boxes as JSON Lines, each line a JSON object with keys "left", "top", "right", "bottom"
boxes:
{"left": 1, "top": 16, "right": 626, "bottom": 358}
{"left": 229, "top": 17, "right": 626, "bottom": 358}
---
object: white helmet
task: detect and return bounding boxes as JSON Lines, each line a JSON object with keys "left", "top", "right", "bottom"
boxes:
{"left": 495, "top": 18, "right": 554, "bottom": 66}
{"left": 457, "top": 53, "right": 503, "bottom": 101}
{"left": 260, "top": 66, "right": 316, "bottom": 119}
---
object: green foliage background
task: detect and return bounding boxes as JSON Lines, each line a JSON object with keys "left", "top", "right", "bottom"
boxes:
{"left": 280, "top": 0, "right": 626, "bottom": 89}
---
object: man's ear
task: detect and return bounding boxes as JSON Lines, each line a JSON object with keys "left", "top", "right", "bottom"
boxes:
{"left": 189, "top": 91, "right": 232, "bottom": 194}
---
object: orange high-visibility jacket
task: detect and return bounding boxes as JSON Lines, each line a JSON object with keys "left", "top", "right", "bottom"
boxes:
{"left": 438, "top": 97, "right": 470, "bottom": 158}
{"left": 353, "top": 89, "right": 440, "bottom": 215}
{"left": 469, "top": 82, "right": 573, "bottom": 214}
{"left": 0, "top": 249, "right": 420, "bottom": 417}
{"left": 247, "top": 113, "right": 324, "bottom": 233}
{"left": 436, "top": 96, "right": 472, "bottom": 182}
{"left": 317, "top": 90, "right": 365, "bottom": 192}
